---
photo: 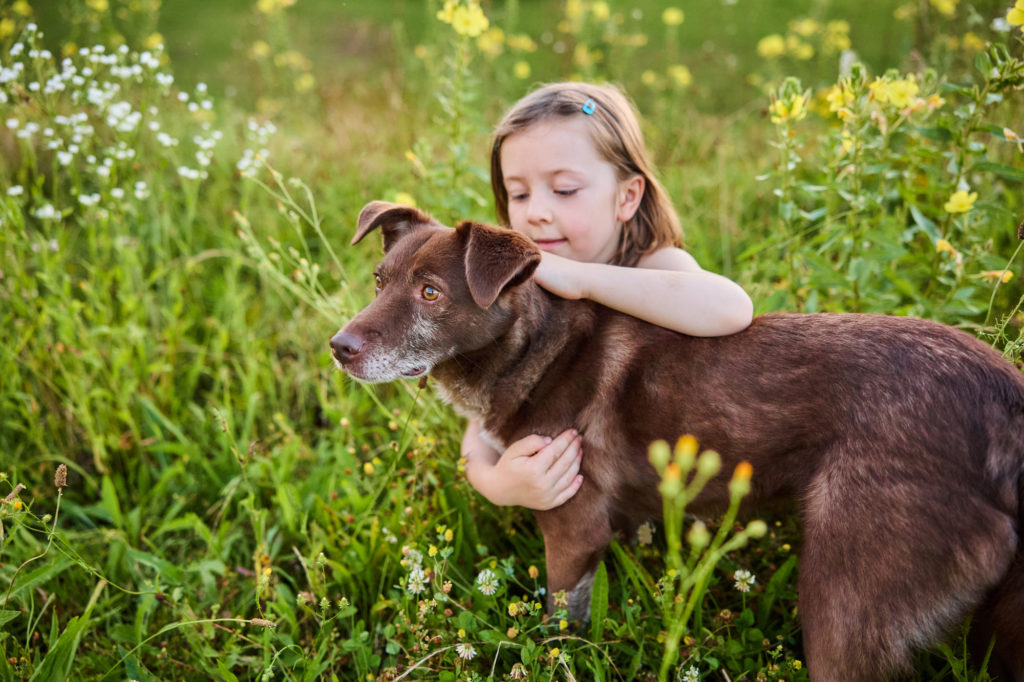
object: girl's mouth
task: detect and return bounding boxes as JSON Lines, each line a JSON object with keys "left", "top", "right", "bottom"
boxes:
{"left": 534, "top": 238, "right": 568, "bottom": 251}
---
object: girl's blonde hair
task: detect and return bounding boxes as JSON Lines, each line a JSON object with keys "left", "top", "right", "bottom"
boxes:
{"left": 490, "top": 81, "right": 682, "bottom": 266}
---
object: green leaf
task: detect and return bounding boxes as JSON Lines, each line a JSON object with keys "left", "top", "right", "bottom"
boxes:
{"left": 0, "top": 610, "right": 19, "bottom": 628}
{"left": 5, "top": 558, "right": 73, "bottom": 603}
{"left": 29, "top": 581, "right": 104, "bottom": 682}
{"left": 101, "top": 475, "right": 124, "bottom": 530}
{"left": 971, "top": 161, "right": 1024, "bottom": 182}
{"left": 589, "top": 561, "right": 608, "bottom": 643}
{"left": 913, "top": 125, "right": 953, "bottom": 143}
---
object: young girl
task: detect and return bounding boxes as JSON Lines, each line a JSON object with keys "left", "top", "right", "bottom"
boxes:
{"left": 462, "top": 82, "right": 753, "bottom": 511}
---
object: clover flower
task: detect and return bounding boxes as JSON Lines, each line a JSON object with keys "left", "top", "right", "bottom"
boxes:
{"left": 476, "top": 568, "right": 499, "bottom": 595}
{"left": 455, "top": 642, "right": 477, "bottom": 660}
{"left": 407, "top": 567, "right": 429, "bottom": 595}
{"left": 683, "top": 667, "right": 700, "bottom": 682}
{"left": 733, "top": 569, "right": 756, "bottom": 593}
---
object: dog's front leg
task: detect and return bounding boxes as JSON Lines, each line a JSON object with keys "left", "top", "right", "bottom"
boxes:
{"left": 534, "top": 485, "right": 614, "bottom": 622}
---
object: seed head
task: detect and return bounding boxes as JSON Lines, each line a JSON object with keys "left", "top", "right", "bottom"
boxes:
{"left": 55, "top": 464, "right": 68, "bottom": 489}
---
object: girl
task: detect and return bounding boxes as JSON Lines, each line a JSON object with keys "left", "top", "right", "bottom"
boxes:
{"left": 462, "top": 82, "right": 753, "bottom": 511}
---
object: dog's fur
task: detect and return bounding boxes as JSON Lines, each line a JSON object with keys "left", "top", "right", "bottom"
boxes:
{"left": 332, "top": 201, "right": 1024, "bottom": 681}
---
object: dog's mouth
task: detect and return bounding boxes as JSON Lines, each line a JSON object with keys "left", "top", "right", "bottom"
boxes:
{"left": 401, "top": 365, "right": 428, "bottom": 378}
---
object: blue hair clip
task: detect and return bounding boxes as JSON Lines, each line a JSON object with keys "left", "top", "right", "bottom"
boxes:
{"left": 581, "top": 98, "right": 596, "bottom": 115}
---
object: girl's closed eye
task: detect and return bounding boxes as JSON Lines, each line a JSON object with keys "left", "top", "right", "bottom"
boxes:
{"left": 554, "top": 188, "right": 579, "bottom": 197}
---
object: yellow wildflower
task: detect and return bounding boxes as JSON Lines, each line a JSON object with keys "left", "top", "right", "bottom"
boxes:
{"left": 428, "top": 545, "right": 438, "bottom": 557}
{"left": 437, "top": 0, "right": 456, "bottom": 24}
{"left": 144, "top": 32, "right": 164, "bottom": 50}
{"left": 769, "top": 94, "right": 808, "bottom": 124}
{"left": 257, "top": 0, "right": 296, "bottom": 14}
{"left": 826, "top": 84, "right": 855, "bottom": 113}
{"left": 962, "top": 32, "right": 986, "bottom": 51}
{"left": 840, "top": 130, "right": 855, "bottom": 155}
{"left": 363, "top": 461, "right": 374, "bottom": 475}
{"left": 642, "top": 70, "right": 658, "bottom": 86}
{"left": 667, "top": 64, "right": 692, "bottom": 87}
{"left": 506, "top": 34, "right": 538, "bottom": 52}
{"left": 0, "top": 19, "right": 14, "bottom": 40}
{"left": 12, "top": 1, "right": 31, "bottom": 16}
{"left": 477, "top": 27, "right": 504, "bottom": 56}
{"left": 824, "top": 23, "right": 852, "bottom": 53}
{"left": 662, "top": 7, "right": 685, "bottom": 25}
{"left": 86, "top": 0, "right": 108, "bottom": 11}
{"left": 1007, "top": 1, "right": 1024, "bottom": 27}
{"left": 451, "top": 3, "right": 489, "bottom": 38}
{"left": 870, "top": 76, "right": 919, "bottom": 109}
{"left": 295, "top": 73, "right": 315, "bottom": 92}
{"left": 528, "top": 565, "right": 539, "bottom": 579}
{"left": 513, "top": 60, "right": 531, "bottom": 79}
{"left": 757, "top": 34, "right": 786, "bottom": 59}
{"left": 935, "top": 238, "right": 959, "bottom": 255}
{"left": 559, "top": 619, "right": 569, "bottom": 630}
{"left": 977, "top": 270, "right": 1014, "bottom": 283}
{"left": 944, "top": 190, "right": 977, "bottom": 213}
{"left": 929, "top": 0, "right": 958, "bottom": 16}
{"left": 592, "top": 1, "right": 610, "bottom": 20}
{"left": 789, "top": 18, "right": 820, "bottom": 36}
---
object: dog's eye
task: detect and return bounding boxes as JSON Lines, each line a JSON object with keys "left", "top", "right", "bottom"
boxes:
{"left": 422, "top": 286, "right": 441, "bottom": 301}
{"left": 374, "top": 274, "right": 382, "bottom": 291}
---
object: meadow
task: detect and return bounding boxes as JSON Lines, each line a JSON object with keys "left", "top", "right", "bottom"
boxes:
{"left": 1, "top": 0, "right": 1023, "bottom": 679}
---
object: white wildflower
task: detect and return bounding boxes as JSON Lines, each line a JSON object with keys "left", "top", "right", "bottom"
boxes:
{"left": 407, "top": 567, "right": 429, "bottom": 595}
{"left": 733, "top": 569, "right": 756, "bottom": 593}
{"left": 456, "top": 642, "right": 477, "bottom": 660}
{"left": 476, "top": 568, "right": 499, "bottom": 596}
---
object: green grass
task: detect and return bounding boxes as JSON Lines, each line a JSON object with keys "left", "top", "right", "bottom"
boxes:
{"left": 1, "top": 0, "right": 1023, "bottom": 679}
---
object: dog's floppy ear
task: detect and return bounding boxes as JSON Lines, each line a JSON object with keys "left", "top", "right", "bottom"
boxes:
{"left": 353, "top": 201, "right": 434, "bottom": 252}
{"left": 458, "top": 221, "right": 541, "bottom": 308}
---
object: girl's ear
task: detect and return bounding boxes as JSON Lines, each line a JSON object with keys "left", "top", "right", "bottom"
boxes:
{"left": 616, "top": 174, "right": 646, "bottom": 223}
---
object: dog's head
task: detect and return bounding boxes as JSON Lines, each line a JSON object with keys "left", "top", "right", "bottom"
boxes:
{"left": 330, "top": 201, "right": 542, "bottom": 382}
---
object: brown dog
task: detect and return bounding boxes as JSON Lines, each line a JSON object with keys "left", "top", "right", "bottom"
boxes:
{"left": 331, "top": 201, "right": 1024, "bottom": 681}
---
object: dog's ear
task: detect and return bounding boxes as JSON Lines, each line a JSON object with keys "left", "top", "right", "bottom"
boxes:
{"left": 353, "top": 201, "right": 433, "bottom": 252}
{"left": 458, "top": 221, "right": 541, "bottom": 308}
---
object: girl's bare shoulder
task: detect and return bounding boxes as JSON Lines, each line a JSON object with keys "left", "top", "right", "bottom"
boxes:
{"left": 636, "top": 246, "right": 702, "bottom": 272}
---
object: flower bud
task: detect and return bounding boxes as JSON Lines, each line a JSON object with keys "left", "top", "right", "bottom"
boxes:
{"left": 673, "top": 434, "right": 698, "bottom": 471}
{"left": 648, "top": 440, "right": 670, "bottom": 471}
{"left": 696, "top": 449, "right": 721, "bottom": 478}
{"left": 746, "top": 520, "right": 768, "bottom": 538}
{"left": 687, "top": 520, "right": 710, "bottom": 548}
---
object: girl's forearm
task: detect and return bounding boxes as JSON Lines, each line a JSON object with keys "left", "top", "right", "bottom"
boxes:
{"left": 574, "top": 261, "right": 753, "bottom": 336}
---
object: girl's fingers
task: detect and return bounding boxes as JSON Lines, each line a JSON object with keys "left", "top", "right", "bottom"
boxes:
{"left": 547, "top": 434, "right": 582, "bottom": 478}
{"left": 505, "top": 434, "right": 552, "bottom": 460}
{"left": 550, "top": 474, "right": 584, "bottom": 508}
{"left": 539, "top": 428, "right": 579, "bottom": 470}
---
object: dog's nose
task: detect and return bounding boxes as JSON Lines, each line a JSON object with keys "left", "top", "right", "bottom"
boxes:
{"left": 330, "top": 331, "right": 365, "bottom": 363}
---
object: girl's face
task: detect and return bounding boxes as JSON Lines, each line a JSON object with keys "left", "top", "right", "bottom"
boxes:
{"left": 500, "top": 117, "right": 643, "bottom": 264}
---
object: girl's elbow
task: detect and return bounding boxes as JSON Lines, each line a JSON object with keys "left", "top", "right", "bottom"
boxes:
{"left": 722, "top": 291, "right": 754, "bottom": 335}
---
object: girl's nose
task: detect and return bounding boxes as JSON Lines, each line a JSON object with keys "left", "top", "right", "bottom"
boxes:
{"left": 525, "top": 194, "right": 551, "bottom": 224}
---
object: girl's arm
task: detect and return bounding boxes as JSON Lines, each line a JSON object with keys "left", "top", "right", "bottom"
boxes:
{"left": 533, "top": 248, "right": 753, "bottom": 337}
{"left": 462, "top": 418, "right": 583, "bottom": 510}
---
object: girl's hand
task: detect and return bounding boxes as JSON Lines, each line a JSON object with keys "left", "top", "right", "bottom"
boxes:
{"left": 533, "top": 252, "right": 586, "bottom": 300}
{"left": 468, "top": 428, "right": 584, "bottom": 510}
